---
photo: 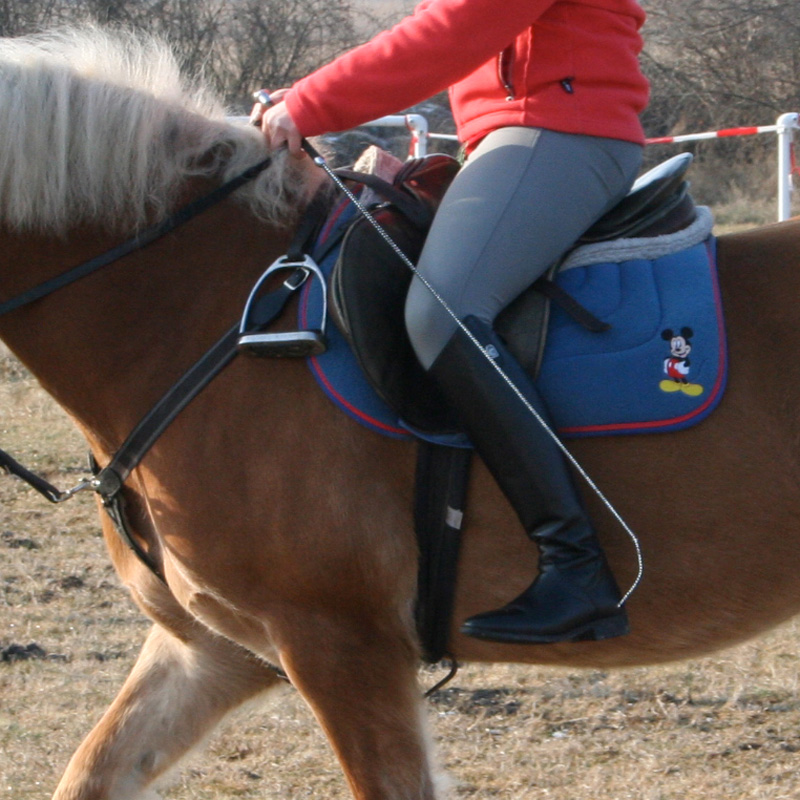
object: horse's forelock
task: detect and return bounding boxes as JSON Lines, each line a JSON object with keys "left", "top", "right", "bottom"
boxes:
{"left": 0, "top": 27, "right": 305, "bottom": 234}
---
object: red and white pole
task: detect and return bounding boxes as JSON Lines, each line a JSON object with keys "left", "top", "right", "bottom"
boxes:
{"left": 646, "top": 113, "right": 799, "bottom": 221}
{"left": 645, "top": 124, "right": 780, "bottom": 145}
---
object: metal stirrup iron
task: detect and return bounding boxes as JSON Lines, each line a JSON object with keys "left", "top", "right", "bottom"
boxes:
{"left": 237, "top": 256, "right": 328, "bottom": 358}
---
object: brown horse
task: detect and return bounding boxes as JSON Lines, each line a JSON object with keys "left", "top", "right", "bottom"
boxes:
{"left": 1, "top": 27, "right": 799, "bottom": 800}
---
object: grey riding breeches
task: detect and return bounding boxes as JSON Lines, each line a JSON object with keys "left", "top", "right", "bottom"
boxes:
{"left": 404, "top": 126, "right": 643, "bottom": 370}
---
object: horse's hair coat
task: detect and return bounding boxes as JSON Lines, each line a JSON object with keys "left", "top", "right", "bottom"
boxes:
{"left": 0, "top": 27, "right": 306, "bottom": 233}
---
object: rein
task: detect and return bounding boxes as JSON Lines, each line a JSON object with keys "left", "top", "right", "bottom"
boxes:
{"left": 0, "top": 158, "right": 272, "bottom": 318}
{"left": 0, "top": 157, "right": 331, "bottom": 688}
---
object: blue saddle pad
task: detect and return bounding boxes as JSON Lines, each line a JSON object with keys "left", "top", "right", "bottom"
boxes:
{"left": 300, "top": 205, "right": 726, "bottom": 440}
{"left": 538, "top": 234, "right": 725, "bottom": 436}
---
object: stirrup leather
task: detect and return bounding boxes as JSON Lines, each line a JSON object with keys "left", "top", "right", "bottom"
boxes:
{"left": 238, "top": 255, "right": 328, "bottom": 358}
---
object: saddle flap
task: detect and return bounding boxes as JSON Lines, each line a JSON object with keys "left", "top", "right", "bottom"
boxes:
{"left": 330, "top": 154, "right": 461, "bottom": 434}
{"left": 331, "top": 207, "right": 456, "bottom": 432}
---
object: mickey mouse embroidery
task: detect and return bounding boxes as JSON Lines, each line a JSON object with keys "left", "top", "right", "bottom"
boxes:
{"left": 660, "top": 327, "right": 704, "bottom": 397}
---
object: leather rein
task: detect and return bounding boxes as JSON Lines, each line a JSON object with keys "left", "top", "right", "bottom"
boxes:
{"left": 0, "top": 155, "right": 320, "bottom": 581}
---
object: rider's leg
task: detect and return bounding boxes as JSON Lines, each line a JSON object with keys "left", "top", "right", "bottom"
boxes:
{"left": 405, "top": 127, "right": 641, "bottom": 643}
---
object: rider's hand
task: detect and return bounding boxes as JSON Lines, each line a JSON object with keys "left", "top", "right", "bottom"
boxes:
{"left": 250, "top": 89, "right": 305, "bottom": 158}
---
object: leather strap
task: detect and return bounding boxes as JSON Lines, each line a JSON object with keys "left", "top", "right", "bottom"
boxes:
{"left": 534, "top": 276, "right": 612, "bottom": 333}
{"left": 333, "top": 168, "right": 433, "bottom": 229}
{"left": 93, "top": 269, "right": 307, "bottom": 498}
{"left": 0, "top": 448, "right": 65, "bottom": 503}
{"left": 414, "top": 441, "right": 471, "bottom": 664}
{"left": 0, "top": 158, "right": 272, "bottom": 318}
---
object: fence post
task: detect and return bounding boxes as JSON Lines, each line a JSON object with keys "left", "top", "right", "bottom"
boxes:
{"left": 777, "top": 112, "right": 798, "bottom": 222}
{"left": 404, "top": 114, "right": 429, "bottom": 158}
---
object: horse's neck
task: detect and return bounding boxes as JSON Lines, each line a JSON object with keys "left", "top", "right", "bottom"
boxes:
{"left": 0, "top": 197, "right": 294, "bottom": 451}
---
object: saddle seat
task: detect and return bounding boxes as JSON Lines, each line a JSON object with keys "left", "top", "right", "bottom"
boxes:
{"left": 580, "top": 152, "right": 695, "bottom": 242}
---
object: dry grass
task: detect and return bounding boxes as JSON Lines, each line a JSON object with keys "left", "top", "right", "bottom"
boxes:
{"left": 3, "top": 345, "right": 800, "bottom": 800}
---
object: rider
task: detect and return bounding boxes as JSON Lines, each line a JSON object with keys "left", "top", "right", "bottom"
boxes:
{"left": 253, "top": 0, "right": 649, "bottom": 645}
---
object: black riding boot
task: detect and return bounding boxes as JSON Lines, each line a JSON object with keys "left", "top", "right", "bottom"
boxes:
{"left": 428, "top": 316, "right": 629, "bottom": 644}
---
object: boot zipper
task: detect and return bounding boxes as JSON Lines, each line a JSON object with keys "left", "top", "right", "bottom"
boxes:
{"left": 497, "top": 46, "right": 515, "bottom": 101}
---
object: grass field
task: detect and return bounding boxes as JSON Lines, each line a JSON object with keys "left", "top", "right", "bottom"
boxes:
{"left": 3, "top": 312, "right": 800, "bottom": 800}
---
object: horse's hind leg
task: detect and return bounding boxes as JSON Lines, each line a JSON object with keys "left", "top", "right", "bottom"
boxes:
{"left": 277, "top": 614, "right": 441, "bottom": 800}
{"left": 52, "top": 623, "right": 283, "bottom": 800}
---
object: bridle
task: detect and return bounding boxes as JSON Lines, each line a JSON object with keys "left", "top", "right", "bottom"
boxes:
{"left": 0, "top": 147, "right": 344, "bottom": 582}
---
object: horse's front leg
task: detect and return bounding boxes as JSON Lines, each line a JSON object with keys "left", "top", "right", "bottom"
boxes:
{"left": 52, "top": 622, "right": 283, "bottom": 800}
{"left": 276, "top": 613, "right": 442, "bottom": 800}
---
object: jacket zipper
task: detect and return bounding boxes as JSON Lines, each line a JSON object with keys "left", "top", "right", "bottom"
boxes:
{"left": 497, "top": 46, "right": 515, "bottom": 101}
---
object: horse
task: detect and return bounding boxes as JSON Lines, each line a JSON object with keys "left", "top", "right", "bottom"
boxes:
{"left": 1, "top": 26, "right": 799, "bottom": 800}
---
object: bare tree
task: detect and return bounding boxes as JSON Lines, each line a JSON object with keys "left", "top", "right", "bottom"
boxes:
{"left": 642, "top": 0, "right": 800, "bottom": 132}
{"left": 0, "top": 0, "right": 66, "bottom": 35}
{"left": 639, "top": 0, "right": 800, "bottom": 208}
{"left": 0, "top": 0, "right": 368, "bottom": 110}
{"left": 1, "top": 0, "right": 792, "bottom": 209}
{"left": 213, "top": 0, "right": 359, "bottom": 108}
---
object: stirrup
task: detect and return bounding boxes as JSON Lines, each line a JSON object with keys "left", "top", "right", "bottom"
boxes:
{"left": 238, "top": 255, "right": 328, "bottom": 358}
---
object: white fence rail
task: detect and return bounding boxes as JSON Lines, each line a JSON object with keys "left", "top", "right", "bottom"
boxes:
{"left": 366, "top": 112, "right": 800, "bottom": 222}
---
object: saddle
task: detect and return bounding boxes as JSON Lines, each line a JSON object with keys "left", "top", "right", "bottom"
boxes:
{"left": 330, "top": 150, "right": 696, "bottom": 435}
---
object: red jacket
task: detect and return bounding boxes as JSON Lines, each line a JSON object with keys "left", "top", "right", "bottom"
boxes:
{"left": 286, "top": 0, "right": 649, "bottom": 151}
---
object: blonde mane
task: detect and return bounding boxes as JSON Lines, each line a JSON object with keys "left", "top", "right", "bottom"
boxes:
{"left": 0, "top": 27, "right": 307, "bottom": 234}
